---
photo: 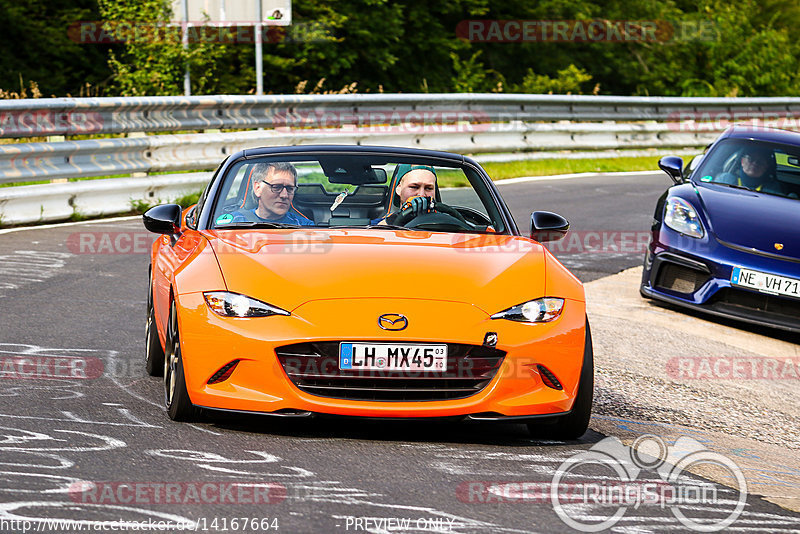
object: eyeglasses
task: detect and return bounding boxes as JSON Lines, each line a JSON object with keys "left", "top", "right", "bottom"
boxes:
{"left": 260, "top": 180, "right": 297, "bottom": 195}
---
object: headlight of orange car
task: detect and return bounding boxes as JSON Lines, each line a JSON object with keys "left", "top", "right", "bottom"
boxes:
{"left": 203, "top": 291, "right": 290, "bottom": 318}
{"left": 491, "top": 297, "right": 564, "bottom": 323}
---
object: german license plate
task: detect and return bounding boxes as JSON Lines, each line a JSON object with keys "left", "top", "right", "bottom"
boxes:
{"left": 339, "top": 343, "right": 447, "bottom": 371}
{"left": 731, "top": 267, "right": 800, "bottom": 299}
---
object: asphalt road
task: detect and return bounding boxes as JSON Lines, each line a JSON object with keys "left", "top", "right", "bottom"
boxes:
{"left": 0, "top": 172, "right": 798, "bottom": 533}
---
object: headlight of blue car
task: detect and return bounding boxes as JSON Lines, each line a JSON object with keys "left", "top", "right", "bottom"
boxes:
{"left": 664, "top": 197, "right": 704, "bottom": 238}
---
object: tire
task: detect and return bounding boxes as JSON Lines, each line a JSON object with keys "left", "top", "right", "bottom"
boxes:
{"left": 145, "top": 307, "right": 165, "bottom": 376}
{"left": 163, "top": 301, "right": 197, "bottom": 422}
{"left": 528, "top": 319, "right": 594, "bottom": 440}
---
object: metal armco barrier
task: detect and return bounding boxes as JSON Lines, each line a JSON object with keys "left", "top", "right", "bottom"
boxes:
{"left": 2, "top": 93, "right": 800, "bottom": 138}
{"left": 1, "top": 93, "right": 799, "bottom": 225}
{"left": 0, "top": 122, "right": 718, "bottom": 184}
{"left": 0, "top": 173, "right": 212, "bottom": 226}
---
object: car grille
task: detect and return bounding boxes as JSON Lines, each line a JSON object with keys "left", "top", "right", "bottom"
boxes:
{"left": 275, "top": 342, "right": 506, "bottom": 402}
{"left": 655, "top": 263, "right": 709, "bottom": 294}
{"left": 711, "top": 288, "right": 800, "bottom": 320}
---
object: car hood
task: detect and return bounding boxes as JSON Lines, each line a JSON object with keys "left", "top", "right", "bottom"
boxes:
{"left": 205, "top": 229, "right": 548, "bottom": 314}
{"left": 695, "top": 184, "right": 800, "bottom": 261}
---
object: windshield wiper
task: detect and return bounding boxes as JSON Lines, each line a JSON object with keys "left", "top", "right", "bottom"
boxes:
{"left": 708, "top": 182, "right": 750, "bottom": 191}
{"left": 220, "top": 222, "right": 301, "bottom": 229}
{"left": 330, "top": 224, "right": 409, "bottom": 230}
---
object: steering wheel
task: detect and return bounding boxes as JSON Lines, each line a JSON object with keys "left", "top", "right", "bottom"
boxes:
{"left": 394, "top": 201, "right": 476, "bottom": 231}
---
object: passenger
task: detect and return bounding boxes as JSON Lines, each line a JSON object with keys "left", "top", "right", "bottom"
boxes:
{"left": 231, "top": 162, "right": 313, "bottom": 225}
{"left": 717, "top": 145, "right": 787, "bottom": 196}
{"left": 375, "top": 165, "right": 437, "bottom": 225}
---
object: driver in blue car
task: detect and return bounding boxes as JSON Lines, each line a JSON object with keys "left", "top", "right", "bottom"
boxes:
{"left": 717, "top": 145, "right": 789, "bottom": 196}
{"left": 375, "top": 165, "right": 438, "bottom": 225}
{"left": 231, "top": 162, "right": 314, "bottom": 225}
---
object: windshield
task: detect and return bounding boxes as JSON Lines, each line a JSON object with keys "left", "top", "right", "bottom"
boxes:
{"left": 692, "top": 138, "right": 800, "bottom": 200}
{"left": 208, "top": 154, "right": 507, "bottom": 233}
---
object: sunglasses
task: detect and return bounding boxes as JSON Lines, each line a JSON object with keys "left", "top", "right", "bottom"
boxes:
{"left": 260, "top": 180, "right": 297, "bottom": 195}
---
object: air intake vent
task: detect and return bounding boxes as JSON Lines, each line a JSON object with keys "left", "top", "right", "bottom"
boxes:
{"left": 537, "top": 365, "right": 563, "bottom": 390}
{"left": 712, "top": 288, "right": 800, "bottom": 319}
{"left": 276, "top": 342, "right": 505, "bottom": 402}
{"left": 207, "top": 359, "right": 240, "bottom": 384}
{"left": 656, "top": 263, "right": 709, "bottom": 294}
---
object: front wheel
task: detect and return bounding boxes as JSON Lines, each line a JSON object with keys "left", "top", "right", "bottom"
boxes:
{"left": 528, "top": 320, "right": 594, "bottom": 440}
{"left": 164, "top": 301, "right": 197, "bottom": 422}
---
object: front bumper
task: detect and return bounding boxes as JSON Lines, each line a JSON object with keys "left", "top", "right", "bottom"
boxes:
{"left": 175, "top": 295, "right": 587, "bottom": 418}
{"left": 641, "top": 226, "right": 800, "bottom": 333}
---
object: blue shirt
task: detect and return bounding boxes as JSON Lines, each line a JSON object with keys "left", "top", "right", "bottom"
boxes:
{"left": 230, "top": 208, "right": 314, "bottom": 226}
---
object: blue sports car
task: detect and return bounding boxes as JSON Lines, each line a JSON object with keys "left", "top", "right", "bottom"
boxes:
{"left": 641, "top": 126, "right": 800, "bottom": 333}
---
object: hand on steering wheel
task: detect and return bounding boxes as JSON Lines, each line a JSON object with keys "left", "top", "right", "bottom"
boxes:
{"left": 393, "top": 196, "right": 474, "bottom": 229}
{"left": 401, "top": 196, "right": 435, "bottom": 219}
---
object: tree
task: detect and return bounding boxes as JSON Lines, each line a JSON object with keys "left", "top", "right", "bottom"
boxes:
{"left": 98, "top": 0, "right": 226, "bottom": 95}
{"left": 0, "top": 0, "right": 112, "bottom": 97}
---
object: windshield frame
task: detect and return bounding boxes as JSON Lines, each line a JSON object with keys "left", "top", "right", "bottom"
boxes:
{"left": 198, "top": 147, "right": 519, "bottom": 235}
{"left": 690, "top": 138, "right": 800, "bottom": 200}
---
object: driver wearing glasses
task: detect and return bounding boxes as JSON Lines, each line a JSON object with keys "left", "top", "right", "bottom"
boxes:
{"left": 231, "top": 162, "right": 313, "bottom": 225}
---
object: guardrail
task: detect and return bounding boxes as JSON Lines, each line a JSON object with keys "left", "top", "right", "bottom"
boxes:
{"left": 2, "top": 93, "right": 799, "bottom": 225}
{"left": 3, "top": 93, "right": 800, "bottom": 138}
{"left": 0, "top": 122, "right": 718, "bottom": 184}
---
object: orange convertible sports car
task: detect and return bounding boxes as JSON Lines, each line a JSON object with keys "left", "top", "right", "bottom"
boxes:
{"left": 143, "top": 145, "right": 593, "bottom": 439}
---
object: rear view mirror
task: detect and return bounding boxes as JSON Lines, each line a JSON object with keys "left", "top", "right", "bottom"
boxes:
{"left": 322, "top": 158, "right": 389, "bottom": 184}
{"left": 530, "top": 211, "right": 569, "bottom": 242}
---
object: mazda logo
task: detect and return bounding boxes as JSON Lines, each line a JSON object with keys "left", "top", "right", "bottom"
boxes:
{"left": 378, "top": 313, "right": 408, "bottom": 331}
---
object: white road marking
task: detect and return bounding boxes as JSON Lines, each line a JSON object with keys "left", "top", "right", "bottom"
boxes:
{"left": 0, "top": 215, "right": 140, "bottom": 235}
{"left": 0, "top": 251, "right": 71, "bottom": 294}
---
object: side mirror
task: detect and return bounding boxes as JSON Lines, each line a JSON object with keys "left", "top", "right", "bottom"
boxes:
{"left": 530, "top": 211, "right": 569, "bottom": 242}
{"left": 659, "top": 156, "right": 684, "bottom": 184}
{"left": 143, "top": 204, "right": 182, "bottom": 235}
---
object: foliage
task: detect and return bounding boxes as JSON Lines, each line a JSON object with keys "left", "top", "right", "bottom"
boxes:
{"left": 98, "top": 0, "right": 228, "bottom": 95}
{"left": 515, "top": 65, "right": 593, "bottom": 94}
{"left": 0, "top": 81, "right": 43, "bottom": 100}
{"left": 172, "top": 191, "right": 202, "bottom": 209}
{"left": 0, "top": 0, "right": 113, "bottom": 97}
{"left": 1, "top": 0, "right": 799, "bottom": 97}
{"left": 129, "top": 198, "right": 153, "bottom": 214}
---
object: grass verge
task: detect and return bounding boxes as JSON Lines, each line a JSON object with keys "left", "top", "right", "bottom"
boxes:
{"left": 435, "top": 156, "right": 661, "bottom": 188}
